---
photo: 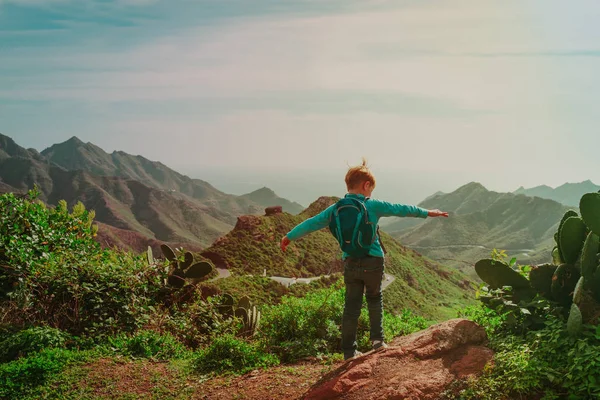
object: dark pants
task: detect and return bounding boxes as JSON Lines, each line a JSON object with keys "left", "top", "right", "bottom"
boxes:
{"left": 341, "top": 256, "right": 385, "bottom": 359}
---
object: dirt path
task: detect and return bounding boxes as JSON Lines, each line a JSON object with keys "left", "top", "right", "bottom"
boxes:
{"left": 270, "top": 273, "right": 396, "bottom": 290}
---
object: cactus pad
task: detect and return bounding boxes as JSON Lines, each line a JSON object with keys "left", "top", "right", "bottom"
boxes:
{"left": 235, "top": 307, "right": 249, "bottom": 323}
{"left": 581, "top": 232, "right": 600, "bottom": 281}
{"left": 529, "top": 263, "right": 557, "bottom": 300}
{"left": 185, "top": 262, "right": 213, "bottom": 279}
{"left": 161, "top": 244, "right": 177, "bottom": 261}
{"left": 581, "top": 192, "right": 600, "bottom": 236}
{"left": 551, "top": 264, "right": 580, "bottom": 306}
{"left": 147, "top": 246, "right": 154, "bottom": 265}
{"left": 238, "top": 295, "right": 251, "bottom": 311}
{"left": 475, "top": 259, "right": 531, "bottom": 290}
{"left": 552, "top": 247, "right": 562, "bottom": 265}
{"left": 567, "top": 303, "right": 583, "bottom": 337}
{"left": 559, "top": 216, "right": 587, "bottom": 265}
{"left": 573, "top": 276, "right": 585, "bottom": 304}
{"left": 180, "top": 252, "right": 193, "bottom": 269}
{"left": 218, "top": 294, "right": 235, "bottom": 318}
{"left": 167, "top": 268, "right": 186, "bottom": 288}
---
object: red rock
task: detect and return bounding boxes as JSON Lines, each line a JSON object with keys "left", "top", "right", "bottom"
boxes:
{"left": 302, "top": 319, "right": 493, "bottom": 400}
{"left": 265, "top": 206, "right": 283, "bottom": 216}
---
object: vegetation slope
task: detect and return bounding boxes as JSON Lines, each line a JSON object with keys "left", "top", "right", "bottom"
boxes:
{"left": 382, "top": 182, "right": 570, "bottom": 276}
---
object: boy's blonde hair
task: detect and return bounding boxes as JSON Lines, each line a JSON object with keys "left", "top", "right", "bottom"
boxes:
{"left": 345, "top": 158, "right": 376, "bottom": 190}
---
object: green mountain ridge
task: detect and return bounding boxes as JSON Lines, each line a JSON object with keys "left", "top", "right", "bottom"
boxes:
{"left": 514, "top": 180, "right": 600, "bottom": 207}
{"left": 40, "top": 136, "right": 302, "bottom": 215}
{"left": 382, "top": 182, "right": 571, "bottom": 277}
{"left": 0, "top": 133, "right": 303, "bottom": 252}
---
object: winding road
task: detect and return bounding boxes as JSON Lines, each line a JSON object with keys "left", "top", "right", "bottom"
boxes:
{"left": 209, "top": 267, "right": 396, "bottom": 291}
{"left": 269, "top": 273, "right": 396, "bottom": 290}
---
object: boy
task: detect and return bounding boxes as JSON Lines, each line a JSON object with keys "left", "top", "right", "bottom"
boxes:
{"left": 280, "top": 159, "right": 448, "bottom": 360}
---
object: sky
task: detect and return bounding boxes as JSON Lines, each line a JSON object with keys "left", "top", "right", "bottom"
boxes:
{"left": 1, "top": 0, "right": 600, "bottom": 205}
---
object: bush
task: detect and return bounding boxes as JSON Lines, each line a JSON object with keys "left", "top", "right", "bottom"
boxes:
{"left": 193, "top": 335, "right": 278, "bottom": 375}
{"left": 0, "top": 190, "right": 168, "bottom": 337}
{"left": 445, "top": 309, "right": 600, "bottom": 400}
{"left": 0, "top": 347, "right": 94, "bottom": 399}
{"left": 458, "top": 304, "right": 507, "bottom": 336}
{"left": 0, "top": 326, "right": 73, "bottom": 363}
{"left": 150, "top": 296, "right": 241, "bottom": 349}
{"left": 260, "top": 284, "right": 429, "bottom": 362}
{"left": 107, "top": 330, "right": 188, "bottom": 360}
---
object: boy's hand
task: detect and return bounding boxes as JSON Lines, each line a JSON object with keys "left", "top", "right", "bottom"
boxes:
{"left": 428, "top": 209, "right": 449, "bottom": 218}
{"left": 280, "top": 236, "right": 291, "bottom": 252}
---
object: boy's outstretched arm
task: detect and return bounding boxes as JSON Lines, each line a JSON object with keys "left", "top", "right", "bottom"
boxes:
{"left": 280, "top": 205, "right": 334, "bottom": 252}
{"left": 371, "top": 200, "right": 448, "bottom": 218}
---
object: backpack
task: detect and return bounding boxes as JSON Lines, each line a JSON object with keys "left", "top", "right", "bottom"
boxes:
{"left": 328, "top": 197, "right": 384, "bottom": 258}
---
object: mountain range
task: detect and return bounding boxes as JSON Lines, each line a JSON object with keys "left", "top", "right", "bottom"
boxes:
{"left": 381, "top": 182, "right": 571, "bottom": 277}
{"left": 514, "top": 180, "right": 600, "bottom": 207}
{"left": 0, "top": 133, "right": 303, "bottom": 251}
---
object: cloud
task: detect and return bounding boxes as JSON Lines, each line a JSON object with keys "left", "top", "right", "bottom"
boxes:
{"left": 2, "top": 0, "right": 600, "bottom": 191}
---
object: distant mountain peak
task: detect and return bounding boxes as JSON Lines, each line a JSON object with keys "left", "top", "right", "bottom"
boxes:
{"left": 456, "top": 182, "right": 487, "bottom": 192}
{"left": 66, "top": 136, "right": 84, "bottom": 145}
{"left": 249, "top": 186, "right": 276, "bottom": 196}
{"left": 300, "top": 196, "right": 338, "bottom": 218}
{"left": 514, "top": 180, "right": 600, "bottom": 207}
{"left": 0, "top": 133, "right": 44, "bottom": 160}
{"left": 240, "top": 186, "right": 304, "bottom": 214}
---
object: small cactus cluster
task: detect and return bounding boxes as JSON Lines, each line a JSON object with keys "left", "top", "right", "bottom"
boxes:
{"left": 475, "top": 191, "right": 600, "bottom": 336}
{"left": 218, "top": 294, "right": 261, "bottom": 336}
{"left": 160, "top": 244, "right": 213, "bottom": 289}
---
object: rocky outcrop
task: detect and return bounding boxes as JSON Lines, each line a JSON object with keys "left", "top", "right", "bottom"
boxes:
{"left": 265, "top": 205, "right": 283, "bottom": 216}
{"left": 303, "top": 319, "right": 493, "bottom": 400}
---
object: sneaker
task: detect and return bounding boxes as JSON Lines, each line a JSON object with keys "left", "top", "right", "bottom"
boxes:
{"left": 344, "top": 350, "right": 363, "bottom": 361}
{"left": 372, "top": 340, "right": 388, "bottom": 351}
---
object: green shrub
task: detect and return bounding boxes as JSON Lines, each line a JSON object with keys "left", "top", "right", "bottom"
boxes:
{"left": 192, "top": 335, "right": 278, "bottom": 375}
{"left": 443, "top": 313, "right": 600, "bottom": 400}
{"left": 260, "top": 284, "right": 429, "bottom": 362}
{"left": 0, "top": 347, "right": 94, "bottom": 399}
{"left": 458, "top": 304, "right": 507, "bottom": 336}
{"left": 260, "top": 285, "right": 345, "bottom": 362}
{"left": 0, "top": 326, "right": 73, "bottom": 363}
{"left": 152, "top": 296, "right": 241, "bottom": 349}
{"left": 0, "top": 190, "right": 168, "bottom": 337}
{"left": 107, "top": 330, "right": 189, "bottom": 360}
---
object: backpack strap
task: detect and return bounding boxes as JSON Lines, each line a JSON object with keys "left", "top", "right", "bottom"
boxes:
{"left": 377, "top": 225, "right": 387, "bottom": 255}
{"left": 364, "top": 197, "right": 386, "bottom": 256}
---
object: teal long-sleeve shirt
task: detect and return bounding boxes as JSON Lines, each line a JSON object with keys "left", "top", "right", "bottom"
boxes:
{"left": 286, "top": 193, "right": 429, "bottom": 259}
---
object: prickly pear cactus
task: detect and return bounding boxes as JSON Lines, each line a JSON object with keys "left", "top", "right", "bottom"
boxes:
{"left": 529, "top": 263, "right": 557, "bottom": 300}
{"left": 567, "top": 303, "right": 583, "bottom": 337}
{"left": 551, "top": 264, "right": 580, "bottom": 307}
{"left": 559, "top": 216, "right": 587, "bottom": 265}
{"left": 160, "top": 245, "right": 213, "bottom": 288}
{"left": 581, "top": 192, "right": 600, "bottom": 236}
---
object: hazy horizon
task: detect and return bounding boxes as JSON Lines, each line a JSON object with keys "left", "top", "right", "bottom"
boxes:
{"left": 3, "top": 0, "right": 600, "bottom": 201}
{"left": 3, "top": 132, "right": 597, "bottom": 207}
